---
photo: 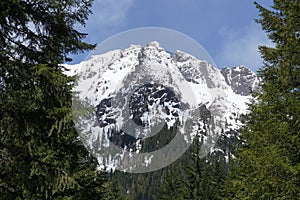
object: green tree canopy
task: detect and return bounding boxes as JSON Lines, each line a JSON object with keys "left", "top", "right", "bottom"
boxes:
{"left": 0, "top": 0, "right": 94, "bottom": 64}
{"left": 0, "top": 1, "right": 113, "bottom": 199}
{"left": 223, "top": 0, "right": 300, "bottom": 199}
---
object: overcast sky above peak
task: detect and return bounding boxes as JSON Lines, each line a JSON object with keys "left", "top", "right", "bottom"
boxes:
{"left": 71, "top": 0, "right": 274, "bottom": 71}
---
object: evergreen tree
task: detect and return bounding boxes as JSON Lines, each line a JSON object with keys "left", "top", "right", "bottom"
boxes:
{"left": 183, "top": 134, "right": 228, "bottom": 200}
{"left": 184, "top": 134, "right": 208, "bottom": 200}
{"left": 156, "top": 132, "right": 230, "bottom": 200}
{"left": 0, "top": 0, "right": 114, "bottom": 199}
{"left": 223, "top": 0, "right": 300, "bottom": 199}
{"left": 155, "top": 161, "right": 188, "bottom": 200}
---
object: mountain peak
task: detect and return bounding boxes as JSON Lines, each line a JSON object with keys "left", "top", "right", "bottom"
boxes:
{"left": 173, "top": 50, "right": 195, "bottom": 62}
{"left": 146, "top": 41, "right": 160, "bottom": 48}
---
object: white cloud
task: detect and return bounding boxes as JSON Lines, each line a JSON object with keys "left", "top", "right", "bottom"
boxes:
{"left": 88, "top": 0, "right": 134, "bottom": 28}
{"left": 216, "top": 23, "right": 273, "bottom": 71}
{"left": 70, "top": 0, "right": 135, "bottom": 63}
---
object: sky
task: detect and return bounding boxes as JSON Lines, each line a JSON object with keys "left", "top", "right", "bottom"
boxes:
{"left": 71, "top": 0, "right": 274, "bottom": 71}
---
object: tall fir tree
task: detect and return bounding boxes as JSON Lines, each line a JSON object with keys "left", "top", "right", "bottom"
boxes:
{"left": 0, "top": 0, "right": 115, "bottom": 199}
{"left": 154, "top": 158, "right": 188, "bottom": 200}
{"left": 223, "top": 0, "right": 300, "bottom": 199}
{"left": 155, "top": 132, "right": 231, "bottom": 200}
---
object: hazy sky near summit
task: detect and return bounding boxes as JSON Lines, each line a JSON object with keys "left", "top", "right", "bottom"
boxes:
{"left": 72, "top": 0, "right": 274, "bottom": 71}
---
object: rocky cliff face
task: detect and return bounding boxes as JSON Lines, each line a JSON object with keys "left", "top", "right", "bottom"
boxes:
{"left": 221, "top": 65, "right": 259, "bottom": 96}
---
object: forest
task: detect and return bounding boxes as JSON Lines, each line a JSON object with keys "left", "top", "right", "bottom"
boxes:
{"left": 0, "top": 0, "right": 299, "bottom": 199}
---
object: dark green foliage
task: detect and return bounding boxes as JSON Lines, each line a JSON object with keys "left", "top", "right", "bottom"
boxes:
{"left": 0, "top": 0, "right": 94, "bottom": 65}
{"left": 156, "top": 132, "right": 232, "bottom": 200}
{"left": 0, "top": 0, "right": 115, "bottom": 199}
{"left": 223, "top": 1, "right": 300, "bottom": 199}
{"left": 185, "top": 140, "right": 223, "bottom": 200}
{"left": 156, "top": 160, "right": 188, "bottom": 200}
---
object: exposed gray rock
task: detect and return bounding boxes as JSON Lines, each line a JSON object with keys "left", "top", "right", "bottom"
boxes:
{"left": 221, "top": 65, "right": 259, "bottom": 96}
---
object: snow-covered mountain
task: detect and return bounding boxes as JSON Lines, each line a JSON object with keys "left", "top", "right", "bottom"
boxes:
{"left": 64, "top": 41, "right": 257, "bottom": 172}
